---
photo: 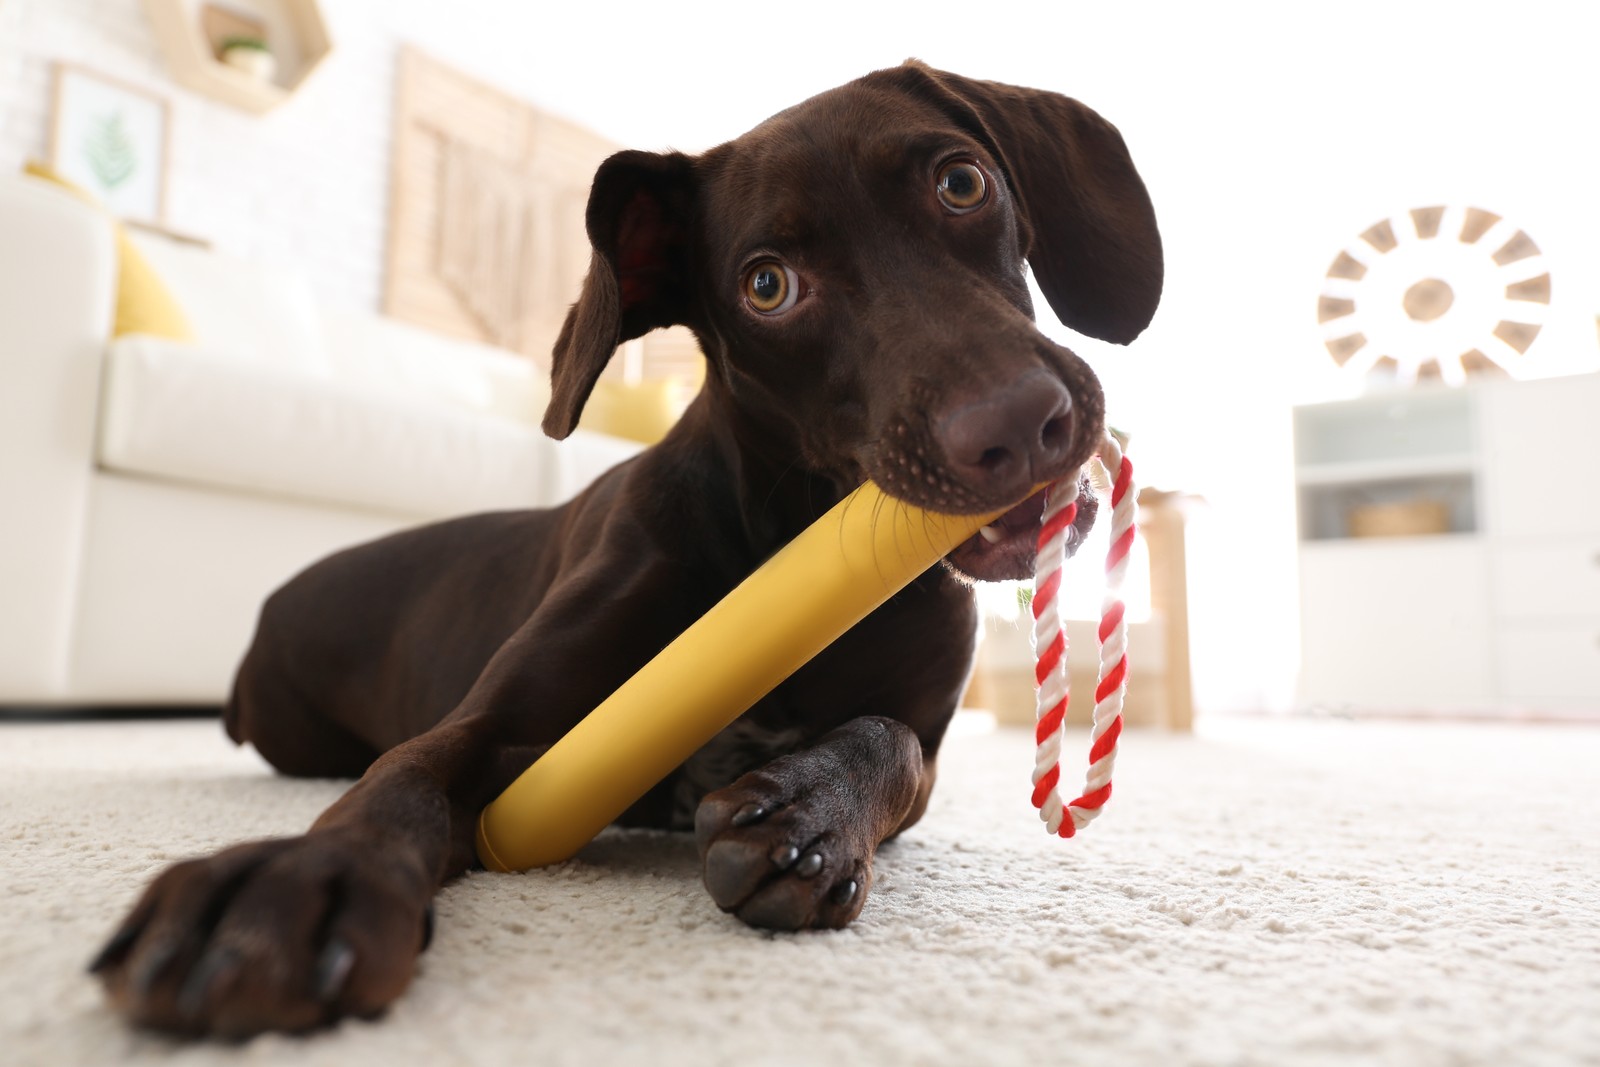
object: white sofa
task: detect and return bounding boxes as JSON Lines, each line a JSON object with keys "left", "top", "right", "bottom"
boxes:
{"left": 0, "top": 175, "right": 641, "bottom": 707}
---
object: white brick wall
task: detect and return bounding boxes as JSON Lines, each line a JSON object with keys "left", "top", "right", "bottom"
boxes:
{"left": 1, "top": 0, "right": 494, "bottom": 312}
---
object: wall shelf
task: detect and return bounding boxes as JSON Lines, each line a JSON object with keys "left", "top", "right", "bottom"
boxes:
{"left": 1294, "top": 386, "right": 1481, "bottom": 542}
{"left": 141, "top": 0, "right": 332, "bottom": 115}
{"left": 1294, "top": 453, "right": 1479, "bottom": 487}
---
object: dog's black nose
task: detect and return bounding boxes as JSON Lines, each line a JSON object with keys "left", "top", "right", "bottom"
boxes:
{"left": 936, "top": 373, "right": 1074, "bottom": 501}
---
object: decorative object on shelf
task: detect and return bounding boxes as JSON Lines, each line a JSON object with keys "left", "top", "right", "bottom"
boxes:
{"left": 48, "top": 64, "right": 169, "bottom": 226}
{"left": 385, "top": 48, "right": 699, "bottom": 390}
{"left": 1318, "top": 206, "right": 1552, "bottom": 387}
{"left": 141, "top": 0, "right": 331, "bottom": 114}
{"left": 219, "top": 36, "right": 277, "bottom": 83}
{"left": 201, "top": 5, "right": 276, "bottom": 83}
{"left": 1347, "top": 498, "right": 1451, "bottom": 539}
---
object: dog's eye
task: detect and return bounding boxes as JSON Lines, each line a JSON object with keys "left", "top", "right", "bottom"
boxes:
{"left": 936, "top": 160, "right": 988, "bottom": 213}
{"left": 744, "top": 260, "right": 799, "bottom": 315}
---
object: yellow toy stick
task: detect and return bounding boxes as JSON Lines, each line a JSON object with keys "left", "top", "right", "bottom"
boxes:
{"left": 474, "top": 481, "right": 1014, "bottom": 872}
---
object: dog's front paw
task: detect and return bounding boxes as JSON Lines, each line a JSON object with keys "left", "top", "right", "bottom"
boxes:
{"left": 89, "top": 832, "right": 434, "bottom": 1038}
{"left": 693, "top": 771, "right": 875, "bottom": 932}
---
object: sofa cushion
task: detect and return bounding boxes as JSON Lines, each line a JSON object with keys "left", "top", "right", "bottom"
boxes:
{"left": 98, "top": 335, "right": 615, "bottom": 519}
{"left": 127, "top": 235, "right": 329, "bottom": 374}
{"left": 22, "top": 162, "right": 196, "bottom": 342}
{"left": 320, "top": 307, "right": 550, "bottom": 425}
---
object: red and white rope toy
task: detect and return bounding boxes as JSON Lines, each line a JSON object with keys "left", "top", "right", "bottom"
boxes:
{"left": 1029, "top": 430, "right": 1133, "bottom": 837}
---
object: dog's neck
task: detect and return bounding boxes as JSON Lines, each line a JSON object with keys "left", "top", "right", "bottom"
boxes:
{"left": 667, "top": 374, "right": 856, "bottom": 562}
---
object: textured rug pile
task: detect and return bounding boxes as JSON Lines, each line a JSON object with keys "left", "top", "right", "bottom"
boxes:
{"left": 2, "top": 713, "right": 1595, "bottom": 1066}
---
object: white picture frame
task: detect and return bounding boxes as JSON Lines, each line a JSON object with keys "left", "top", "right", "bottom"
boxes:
{"left": 49, "top": 63, "right": 171, "bottom": 225}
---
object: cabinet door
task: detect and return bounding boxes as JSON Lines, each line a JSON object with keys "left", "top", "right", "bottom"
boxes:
{"left": 1298, "top": 538, "right": 1493, "bottom": 711}
{"left": 1491, "top": 539, "right": 1600, "bottom": 619}
{"left": 1480, "top": 376, "right": 1600, "bottom": 539}
{"left": 1497, "top": 624, "right": 1600, "bottom": 710}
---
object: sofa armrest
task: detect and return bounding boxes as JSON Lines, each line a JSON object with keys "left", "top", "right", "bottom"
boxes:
{"left": 0, "top": 177, "right": 117, "bottom": 699}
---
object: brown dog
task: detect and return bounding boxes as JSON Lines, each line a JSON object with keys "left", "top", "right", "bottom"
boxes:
{"left": 90, "top": 60, "right": 1161, "bottom": 1037}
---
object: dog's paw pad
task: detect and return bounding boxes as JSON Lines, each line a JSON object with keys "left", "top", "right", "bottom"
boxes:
{"left": 729, "top": 842, "right": 868, "bottom": 931}
{"left": 703, "top": 838, "right": 773, "bottom": 909}
{"left": 696, "top": 797, "right": 873, "bottom": 930}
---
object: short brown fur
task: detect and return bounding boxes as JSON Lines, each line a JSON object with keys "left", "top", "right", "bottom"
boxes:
{"left": 92, "top": 62, "right": 1161, "bottom": 1037}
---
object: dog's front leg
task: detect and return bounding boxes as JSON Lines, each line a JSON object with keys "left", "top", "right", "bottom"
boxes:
{"left": 91, "top": 549, "right": 693, "bottom": 1037}
{"left": 88, "top": 712, "right": 543, "bottom": 1038}
{"left": 693, "top": 716, "right": 928, "bottom": 931}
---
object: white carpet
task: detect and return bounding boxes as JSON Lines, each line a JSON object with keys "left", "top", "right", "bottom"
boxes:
{"left": 2, "top": 713, "right": 1596, "bottom": 1067}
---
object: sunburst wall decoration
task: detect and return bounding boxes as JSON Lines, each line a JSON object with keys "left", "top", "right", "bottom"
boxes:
{"left": 1318, "top": 206, "right": 1551, "bottom": 386}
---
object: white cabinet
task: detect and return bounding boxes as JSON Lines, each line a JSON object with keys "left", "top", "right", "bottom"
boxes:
{"left": 1295, "top": 373, "right": 1600, "bottom": 717}
{"left": 1479, "top": 376, "right": 1600, "bottom": 710}
{"left": 1480, "top": 377, "right": 1600, "bottom": 538}
{"left": 1497, "top": 626, "right": 1600, "bottom": 706}
{"left": 1298, "top": 537, "right": 1493, "bottom": 710}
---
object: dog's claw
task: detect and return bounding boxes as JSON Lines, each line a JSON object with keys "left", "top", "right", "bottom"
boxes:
{"left": 128, "top": 937, "right": 181, "bottom": 999}
{"left": 771, "top": 845, "right": 800, "bottom": 869}
{"left": 795, "top": 852, "right": 824, "bottom": 878}
{"left": 420, "top": 902, "right": 435, "bottom": 953}
{"left": 177, "top": 947, "right": 241, "bottom": 1021}
{"left": 730, "top": 803, "right": 768, "bottom": 827}
{"left": 312, "top": 939, "right": 356, "bottom": 1004}
{"left": 832, "top": 879, "right": 859, "bottom": 907}
{"left": 94, "top": 834, "right": 433, "bottom": 1036}
{"left": 88, "top": 921, "right": 143, "bottom": 975}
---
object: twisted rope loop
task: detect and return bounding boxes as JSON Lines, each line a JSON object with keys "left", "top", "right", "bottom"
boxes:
{"left": 1029, "top": 431, "right": 1134, "bottom": 838}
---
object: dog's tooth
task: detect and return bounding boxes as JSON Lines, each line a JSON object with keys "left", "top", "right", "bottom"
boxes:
{"left": 979, "top": 524, "right": 1003, "bottom": 544}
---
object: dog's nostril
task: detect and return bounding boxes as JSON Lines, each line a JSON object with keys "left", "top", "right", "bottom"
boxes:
{"left": 978, "top": 445, "right": 1012, "bottom": 471}
{"left": 1040, "top": 413, "right": 1072, "bottom": 454}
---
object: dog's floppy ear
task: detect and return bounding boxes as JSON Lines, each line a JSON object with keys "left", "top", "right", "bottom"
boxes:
{"left": 543, "top": 150, "right": 697, "bottom": 439}
{"left": 886, "top": 63, "right": 1163, "bottom": 344}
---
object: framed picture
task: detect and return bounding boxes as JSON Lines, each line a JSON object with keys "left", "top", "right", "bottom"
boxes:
{"left": 49, "top": 63, "right": 171, "bottom": 224}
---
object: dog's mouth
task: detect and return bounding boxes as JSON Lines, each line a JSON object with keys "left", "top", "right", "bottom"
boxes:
{"left": 941, "top": 476, "right": 1098, "bottom": 583}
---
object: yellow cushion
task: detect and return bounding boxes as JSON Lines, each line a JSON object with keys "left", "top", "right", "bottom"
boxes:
{"left": 23, "top": 161, "right": 195, "bottom": 341}
{"left": 578, "top": 379, "right": 688, "bottom": 444}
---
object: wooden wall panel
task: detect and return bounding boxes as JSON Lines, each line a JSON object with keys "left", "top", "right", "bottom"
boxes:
{"left": 384, "top": 47, "right": 698, "bottom": 379}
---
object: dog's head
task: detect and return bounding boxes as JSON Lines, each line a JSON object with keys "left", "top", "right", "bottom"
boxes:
{"left": 546, "top": 62, "right": 1162, "bottom": 581}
